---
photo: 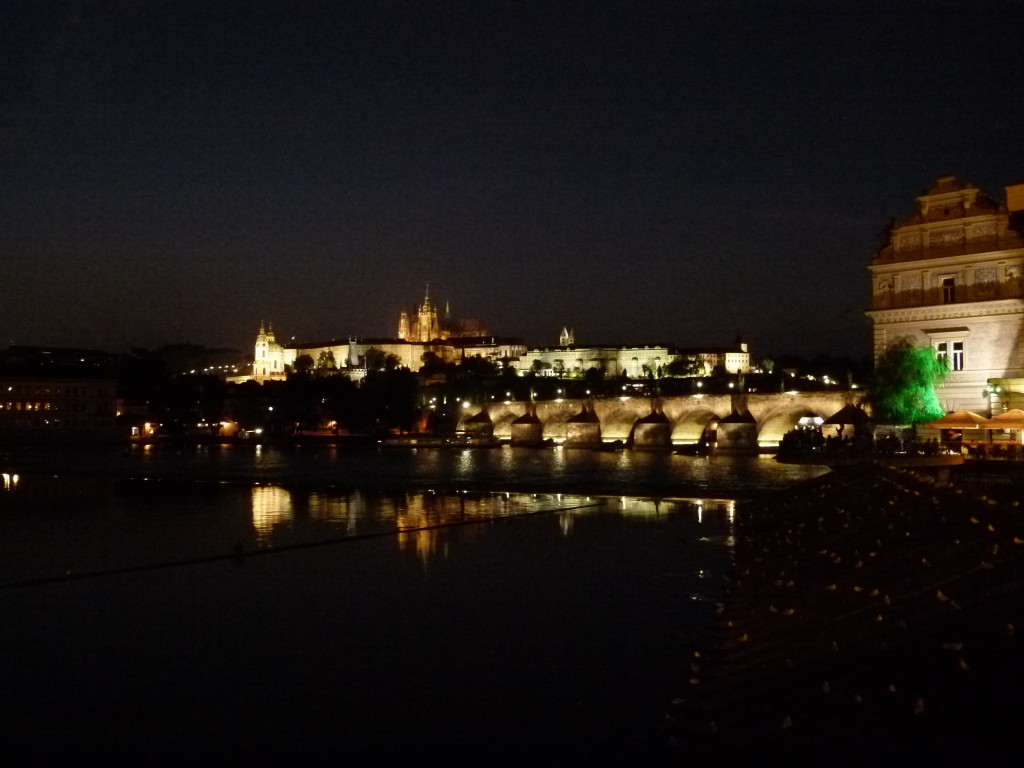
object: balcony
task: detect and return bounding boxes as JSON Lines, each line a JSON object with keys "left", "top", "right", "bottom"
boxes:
{"left": 872, "top": 279, "right": 1024, "bottom": 310}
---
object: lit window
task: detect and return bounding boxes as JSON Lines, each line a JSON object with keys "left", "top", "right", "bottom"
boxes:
{"left": 951, "top": 341, "right": 965, "bottom": 371}
{"left": 942, "top": 277, "right": 956, "bottom": 303}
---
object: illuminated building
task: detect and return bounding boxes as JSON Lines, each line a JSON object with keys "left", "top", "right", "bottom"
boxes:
{"left": 866, "top": 174, "right": 1024, "bottom": 412}
{"left": 247, "top": 288, "right": 525, "bottom": 383}
{"left": 675, "top": 344, "right": 752, "bottom": 376}
{"left": 396, "top": 285, "right": 486, "bottom": 342}
{"left": 0, "top": 374, "right": 118, "bottom": 441}
{"left": 512, "top": 332, "right": 751, "bottom": 378}
{"left": 245, "top": 287, "right": 752, "bottom": 385}
{"left": 514, "top": 342, "right": 674, "bottom": 378}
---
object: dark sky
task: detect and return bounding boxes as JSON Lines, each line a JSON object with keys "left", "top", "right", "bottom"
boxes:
{"left": 3, "top": 0, "right": 1022, "bottom": 358}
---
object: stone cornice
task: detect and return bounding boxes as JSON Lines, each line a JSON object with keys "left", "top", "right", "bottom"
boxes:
{"left": 866, "top": 298, "right": 1024, "bottom": 323}
{"left": 870, "top": 247, "right": 1024, "bottom": 273}
{"left": 895, "top": 213, "right": 997, "bottom": 235}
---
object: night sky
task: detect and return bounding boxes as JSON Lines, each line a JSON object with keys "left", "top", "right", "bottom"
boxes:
{"left": 3, "top": 0, "right": 1022, "bottom": 358}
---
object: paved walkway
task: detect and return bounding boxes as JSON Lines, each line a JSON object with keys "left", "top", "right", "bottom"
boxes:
{"left": 668, "top": 464, "right": 1024, "bottom": 762}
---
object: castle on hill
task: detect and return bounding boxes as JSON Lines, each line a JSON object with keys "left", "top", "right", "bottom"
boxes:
{"left": 244, "top": 283, "right": 753, "bottom": 384}
{"left": 247, "top": 289, "right": 523, "bottom": 383}
{"left": 396, "top": 286, "right": 486, "bottom": 342}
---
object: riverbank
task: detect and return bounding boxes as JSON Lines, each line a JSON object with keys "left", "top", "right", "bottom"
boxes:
{"left": 0, "top": 443, "right": 827, "bottom": 499}
{"left": 669, "top": 463, "right": 1024, "bottom": 762}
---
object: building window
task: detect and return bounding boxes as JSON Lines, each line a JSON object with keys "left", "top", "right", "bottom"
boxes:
{"left": 935, "top": 342, "right": 948, "bottom": 364}
{"left": 942, "top": 277, "right": 956, "bottom": 303}
{"left": 951, "top": 341, "right": 964, "bottom": 371}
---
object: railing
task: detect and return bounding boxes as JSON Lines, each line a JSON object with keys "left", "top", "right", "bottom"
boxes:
{"left": 779, "top": 437, "right": 1024, "bottom": 461}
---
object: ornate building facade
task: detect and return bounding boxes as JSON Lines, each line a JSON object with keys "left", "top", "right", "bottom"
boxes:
{"left": 866, "top": 174, "right": 1024, "bottom": 412}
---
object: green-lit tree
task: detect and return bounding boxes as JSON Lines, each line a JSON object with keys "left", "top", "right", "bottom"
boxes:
{"left": 867, "top": 339, "right": 948, "bottom": 425}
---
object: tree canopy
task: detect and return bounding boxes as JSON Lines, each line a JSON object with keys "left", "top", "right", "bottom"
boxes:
{"left": 867, "top": 339, "right": 948, "bottom": 425}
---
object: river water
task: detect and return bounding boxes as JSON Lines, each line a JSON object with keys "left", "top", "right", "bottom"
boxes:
{"left": 0, "top": 445, "right": 825, "bottom": 762}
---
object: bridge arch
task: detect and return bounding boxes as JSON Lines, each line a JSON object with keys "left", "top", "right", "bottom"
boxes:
{"left": 756, "top": 405, "right": 829, "bottom": 447}
{"left": 594, "top": 402, "right": 641, "bottom": 442}
{"left": 669, "top": 407, "right": 723, "bottom": 444}
{"left": 488, "top": 404, "right": 527, "bottom": 439}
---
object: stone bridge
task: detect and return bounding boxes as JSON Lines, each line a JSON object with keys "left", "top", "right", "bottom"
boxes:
{"left": 458, "top": 391, "right": 862, "bottom": 450}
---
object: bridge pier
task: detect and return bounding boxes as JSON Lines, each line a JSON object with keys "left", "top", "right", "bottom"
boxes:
{"left": 510, "top": 411, "right": 544, "bottom": 446}
{"left": 565, "top": 404, "right": 602, "bottom": 447}
{"left": 716, "top": 409, "right": 759, "bottom": 453}
{"left": 461, "top": 408, "right": 494, "bottom": 439}
{"left": 632, "top": 410, "right": 672, "bottom": 448}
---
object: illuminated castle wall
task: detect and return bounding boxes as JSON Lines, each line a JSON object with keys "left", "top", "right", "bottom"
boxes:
{"left": 510, "top": 334, "right": 750, "bottom": 378}
{"left": 249, "top": 289, "right": 522, "bottom": 384}
{"left": 247, "top": 288, "right": 751, "bottom": 385}
{"left": 866, "top": 175, "right": 1024, "bottom": 412}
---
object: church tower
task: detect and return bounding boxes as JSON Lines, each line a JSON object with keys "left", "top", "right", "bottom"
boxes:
{"left": 416, "top": 285, "right": 441, "bottom": 341}
{"left": 559, "top": 326, "right": 575, "bottom": 347}
{"left": 253, "top": 322, "right": 286, "bottom": 382}
{"left": 395, "top": 285, "right": 463, "bottom": 342}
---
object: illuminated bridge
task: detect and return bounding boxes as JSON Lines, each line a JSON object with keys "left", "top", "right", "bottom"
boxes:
{"left": 458, "top": 391, "right": 862, "bottom": 450}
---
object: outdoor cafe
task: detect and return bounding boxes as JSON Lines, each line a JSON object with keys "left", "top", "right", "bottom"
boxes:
{"left": 925, "top": 409, "right": 1024, "bottom": 459}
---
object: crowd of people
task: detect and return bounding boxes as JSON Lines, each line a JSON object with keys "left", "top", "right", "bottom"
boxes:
{"left": 778, "top": 426, "right": 1024, "bottom": 460}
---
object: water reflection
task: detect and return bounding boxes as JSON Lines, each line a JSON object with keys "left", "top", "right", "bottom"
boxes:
{"left": 246, "top": 486, "right": 737, "bottom": 561}
{"left": 251, "top": 486, "right": 293, "bottom": 541}
{"left": 0, "top": 444, "right": 828, "bottom": 498}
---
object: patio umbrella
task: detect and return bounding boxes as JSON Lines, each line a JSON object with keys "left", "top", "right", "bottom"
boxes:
{"left": 923, "top": 409, "right": 991, "bottom": 429}
{"left": 822, "top": 403, "right": 872, "bottom": 438}
{"left": 984, "top": 409, "right": 1024, "bottom": 429}
{"left": 822, "top": 404, "right": 872, "bottom": 426}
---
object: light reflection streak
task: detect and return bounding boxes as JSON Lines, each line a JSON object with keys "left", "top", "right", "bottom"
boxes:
{"left": 246, "top": 487, "right": 739, "bottom": 561}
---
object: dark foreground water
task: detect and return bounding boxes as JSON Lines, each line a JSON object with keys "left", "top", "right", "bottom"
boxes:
{"left": 0, "top": 446, "right": 825, "bottom": 763}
